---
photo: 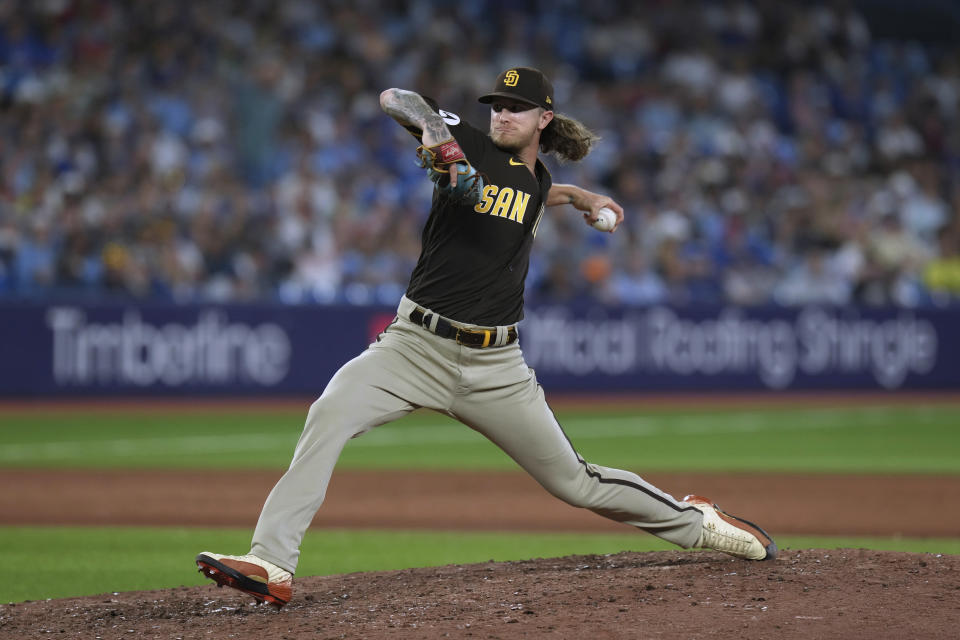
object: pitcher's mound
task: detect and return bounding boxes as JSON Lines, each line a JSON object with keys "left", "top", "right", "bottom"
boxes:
{"left": 2, "top": 548, "right": 957, "bottom": 639}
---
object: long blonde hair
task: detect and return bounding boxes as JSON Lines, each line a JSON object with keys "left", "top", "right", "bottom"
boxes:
{"left": 539, "top": 112, "right": 600, "bottom": 162}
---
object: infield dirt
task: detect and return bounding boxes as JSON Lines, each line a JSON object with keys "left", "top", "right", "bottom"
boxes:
{"left": 3, "top": 468, "right": 960, "bottom": 537}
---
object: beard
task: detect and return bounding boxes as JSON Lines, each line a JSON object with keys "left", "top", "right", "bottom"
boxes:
{"left": 490, "top": 126, "right": 536, "bottom": 153}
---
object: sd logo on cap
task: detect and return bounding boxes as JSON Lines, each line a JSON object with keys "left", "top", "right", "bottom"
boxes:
{"left": 479, "top": 67, "right": 554, "bottom": 111}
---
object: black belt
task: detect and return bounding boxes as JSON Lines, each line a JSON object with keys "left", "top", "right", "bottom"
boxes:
{"left": 408, "top": 308, "right": 517, "bottom": 348}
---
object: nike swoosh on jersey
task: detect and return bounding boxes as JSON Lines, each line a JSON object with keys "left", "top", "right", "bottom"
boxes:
{"left": 509, "top": 157, "right": 525, "bottom": 166}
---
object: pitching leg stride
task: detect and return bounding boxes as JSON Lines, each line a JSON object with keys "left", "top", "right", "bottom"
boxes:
{"left": 196, "top": 552, "right": 293, "bottom": 609}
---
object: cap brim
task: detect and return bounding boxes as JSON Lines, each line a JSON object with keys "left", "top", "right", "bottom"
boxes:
{"left": 478, "top": 91, "right": 543, "bottom": 108}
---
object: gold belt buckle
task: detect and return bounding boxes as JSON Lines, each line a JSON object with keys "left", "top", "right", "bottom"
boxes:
{"left": 456, "top": 327, "right": 492, "bottom": 348}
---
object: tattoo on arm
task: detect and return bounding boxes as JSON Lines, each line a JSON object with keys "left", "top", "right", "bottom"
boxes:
{"left": 382, "top": 89, "right": 451, "bottom": 142}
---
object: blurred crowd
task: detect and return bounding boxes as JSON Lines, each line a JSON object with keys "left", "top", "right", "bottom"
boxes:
{"left": 1, "top": 0, "right": 959, "bottom": 308}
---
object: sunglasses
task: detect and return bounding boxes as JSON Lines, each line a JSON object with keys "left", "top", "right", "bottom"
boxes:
{"left": 491, "top": 102, "right": 537, "bottom": 113}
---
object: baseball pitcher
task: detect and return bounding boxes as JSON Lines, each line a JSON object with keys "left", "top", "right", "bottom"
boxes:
{"left": 197, "top": 67, "right": 776, "bottom": 608}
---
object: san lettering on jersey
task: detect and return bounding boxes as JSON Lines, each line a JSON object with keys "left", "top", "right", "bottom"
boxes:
{"left": 473, "top": 185, "right": 531, "bottom": 224}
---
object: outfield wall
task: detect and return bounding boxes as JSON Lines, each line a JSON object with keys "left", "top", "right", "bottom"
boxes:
{"left": 0, "top": 302, "right": 956, "bottom": 396}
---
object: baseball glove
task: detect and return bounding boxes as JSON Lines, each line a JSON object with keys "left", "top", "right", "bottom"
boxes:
{"left": 416, "top": 139, "right": 484, "bottom": 204}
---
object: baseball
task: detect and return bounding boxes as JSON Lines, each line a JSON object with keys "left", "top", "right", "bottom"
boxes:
{"left": 592, "top": 207, "right": 616, "bottom": 232}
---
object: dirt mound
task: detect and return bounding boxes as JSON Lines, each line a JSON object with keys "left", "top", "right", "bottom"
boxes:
{"left": 2, "top": 549, "right": 957, "bottom": 639}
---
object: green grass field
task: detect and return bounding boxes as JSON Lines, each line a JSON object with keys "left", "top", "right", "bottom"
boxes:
{"left": 3, "top": 404, "right": 959, "bottom": 473}
{"left": 3, "top": 401, "right": 959, "bottom": 603}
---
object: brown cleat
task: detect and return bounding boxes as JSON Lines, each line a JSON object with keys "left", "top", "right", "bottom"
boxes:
{"left": 684, "top": 495, "right": 778, "bottom": 561}
{"left": 196, "top": 552, "right": 293, "bottom": 609}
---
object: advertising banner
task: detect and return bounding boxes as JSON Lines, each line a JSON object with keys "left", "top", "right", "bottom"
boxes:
{"left": 0, "top": 303, "right": 394, "bottom": 397}
{"left": 521, "top": 305, "right": 950, "bottom": 391}
{"left": 0, "top": 302, "right": 955, "bottom": 396}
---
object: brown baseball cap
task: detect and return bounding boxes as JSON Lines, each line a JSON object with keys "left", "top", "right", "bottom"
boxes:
{"left": 478, "top": 67, "right": 554, "bottom": 111}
